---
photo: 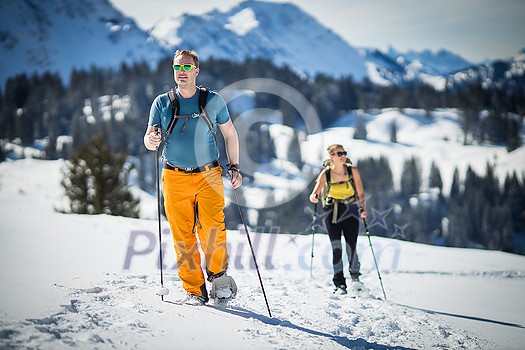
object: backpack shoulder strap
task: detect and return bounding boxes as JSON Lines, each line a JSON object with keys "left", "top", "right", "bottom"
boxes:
{"left": 198, "top": 85, "right": 208, "bottom": 109}
{"left": 165, "top": 88, "right": 179, "bottom": 139}
{"left": 345, "top": 161, "right": 357, "bottom": 191}
{"left": 320, "top": 165, "right": 332, "bottom": 207}
{"left": 197, "top": 86, "right": 215, "bottom": 135}
{"left": 321, "top": 159, "right": 332, "bottom": 184}
{"left": 168, "top": 88, "right": 178, "bottom": 109}
{"left": 343, "top": 158, "right": 354, "bottom": 177}
{"left": 325, "top": 165, "right": 332, "bottom": 184}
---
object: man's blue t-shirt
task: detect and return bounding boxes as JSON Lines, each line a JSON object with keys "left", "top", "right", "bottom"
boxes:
{"left": 148, "top": 88, "right": 230, "bottom": 168}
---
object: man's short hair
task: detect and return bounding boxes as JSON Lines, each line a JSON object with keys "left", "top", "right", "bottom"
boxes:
{"left": 174, "top": 49, "right": 199, "bottom": 67}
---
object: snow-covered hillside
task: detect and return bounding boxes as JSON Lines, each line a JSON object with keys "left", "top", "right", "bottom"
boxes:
{"left": 4, "top": 0, "right": 518, "bottom": 89}
{"left": 149, "top": 1, "right": 368, "bottom": 81}
{"left": 315, "top": 108, "right": 525, "bottom": 192}
{"left": 226, "top": 106, "right": 525, "bottom": 212}
{"left": 148, "top": 0, "right": 478, "bottom": 86}
{"left": 1, "top": 157, "right": 525, "bottom": 349}
{"left": 0, "top": 0, "right": 167, "bottom": 85}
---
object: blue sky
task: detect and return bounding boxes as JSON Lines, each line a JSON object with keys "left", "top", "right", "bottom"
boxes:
{"left": 110, "top": 0, "right": 524, "bottom": 63}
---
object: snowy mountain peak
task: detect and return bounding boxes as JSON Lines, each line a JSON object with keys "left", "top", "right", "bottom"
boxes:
{"left": 147, "top": 15, "right": 183, "bottom": 48}
{"left": 147, "top": 0, "right": 482, "bottom": 85}
{"left": 0, "top": 0, "right": 516, "bottom": 88}
{"left": 0, "top": 0, "right": 167, "bottom": 85}
{"left": 149, "top": 0, "right": 368, "bottom": 80}
{"left": 386, "top": 47, "right": 473, "bottom": 75}
{"left": 225, "top": 7, "right": 259, "bottom": 36}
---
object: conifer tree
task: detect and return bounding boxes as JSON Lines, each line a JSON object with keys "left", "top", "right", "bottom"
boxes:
{"left": 507, "top": 118, "right": 521, "bottom": 152}
{"left": 400, "top": 156, "right": 422, "bottom": 199}
{"left": 390, "top": 120, "right": 398, "bottom": 143}
{"left": 429, "top": 161, "right": 443, "bottom": 194}
{"left": 353, "top": 115, "right": 368, "bottom": 140}
{"left": 450, "top": 167, "right": 461, "bottom": 202}
{"left": 503, "top": 172, "right": 525, "bottom": 242}
{"left": 61, "top": 133, "right": 139, "bottom": 218}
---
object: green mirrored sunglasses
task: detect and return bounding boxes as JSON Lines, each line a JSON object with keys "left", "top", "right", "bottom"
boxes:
{"left": 172, "top": 64, "right": 197, "bottom": 72}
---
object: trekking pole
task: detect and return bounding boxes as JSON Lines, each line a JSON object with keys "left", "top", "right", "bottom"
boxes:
{"left": 362, "top": 217, "right": 387, "bottom": 301}
{"left": 153, "top": 125, "right": 169, "bottom": 300}
{"left": 232, "top": 185, "right": 272, "bottom": 318}
{"left": 309, "top": 203, "right": 318, "bottom": 277}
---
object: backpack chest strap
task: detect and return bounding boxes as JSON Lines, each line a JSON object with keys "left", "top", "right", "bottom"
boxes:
{"left": 165, "top": 87, "right": 215, "bottom": 138}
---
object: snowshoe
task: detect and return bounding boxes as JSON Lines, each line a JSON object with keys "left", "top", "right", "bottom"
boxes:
{"left": 350, "top": 274, "right": 361, "bottom": 283}
{"left": 348, "top": 280, "right": 370, "bottom": 298}
{"left": 210, "top": 274, "right": 237, "bottom": 305}
{"left": 175, "top": 293, "right": 207, "bottom": 306}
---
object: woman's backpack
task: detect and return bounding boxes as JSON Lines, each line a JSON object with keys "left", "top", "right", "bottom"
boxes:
{"left": 320, "top": 158, "right": 356, "bottom": 208}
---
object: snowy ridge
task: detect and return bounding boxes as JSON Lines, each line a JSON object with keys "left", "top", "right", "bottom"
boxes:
{"left": 148, "top": 1, "right": 476, "bottom": 85}
{"left": 359, "top": 47, "right": 475, "bottom": 89}
{"left": 1, "top": 159, "right": 525, "bottom": 349}
{"left": 0, "top": 0, "right": 167, "bottom": 85}
{"left": 449, "top": 48, "right": 525, "bottom": 88}
{"left": 386, "top": 47, "right": 474, "bottom": 75}
{"left": 3, "top": 0, "right": 520, "bottom": 89}
{"left": 149, "top": 1, "right": 369, "bottom": 80}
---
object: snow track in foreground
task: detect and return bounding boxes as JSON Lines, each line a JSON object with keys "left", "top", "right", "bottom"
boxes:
{"left": 1, "top": 272, "right": 486, "bottom": 349}
{"left": 1, "top": 159, "right": 524, "bottom": 349}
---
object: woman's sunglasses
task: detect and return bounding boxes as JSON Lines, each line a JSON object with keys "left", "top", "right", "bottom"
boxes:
{"left": 173, "top": 64, "right": 197, "bottom": 72}
{"left": 332, "top": 151, "right": 347, "bottom": 157}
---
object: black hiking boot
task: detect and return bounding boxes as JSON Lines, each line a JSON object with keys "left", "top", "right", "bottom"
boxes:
{"left": 334, "top": 284, "right": 347, "bottom": 295}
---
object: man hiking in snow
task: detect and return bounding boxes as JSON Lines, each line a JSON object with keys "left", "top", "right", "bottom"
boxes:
{"left": 144, "top": 49, "right": 242, "bottom": 305}
{"left": 309, "top": 144, "right": 367, "bottom": 295}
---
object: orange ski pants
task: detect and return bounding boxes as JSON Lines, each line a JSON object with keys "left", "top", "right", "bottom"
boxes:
{"left": 162, "top": 165, "right": 228, "bottom": 297}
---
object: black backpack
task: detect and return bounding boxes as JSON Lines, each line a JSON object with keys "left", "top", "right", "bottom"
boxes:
{"left": 165, "top": 85, "right": 216, "bottom": 140}
{"left": 320, "top": 158, "right": 356, "bottom": 207}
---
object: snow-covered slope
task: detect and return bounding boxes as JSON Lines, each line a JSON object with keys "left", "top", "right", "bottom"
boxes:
{"left": 148, "top": 1, "right": 480, "bottom": 86}
{"left": 0, "top": 0, "right": 167, "bottom": 85}
{"left": 149, "top": 1, "right": 368, "bottom": 80}
{"left": 225, "top": 107, "right": 525, "bottom": 211}
{"left": 4, "top": 0, "right": 513, "bottom": 89}
{"left": 1, "top": 158, "right": 525, "bottom": 349}
{"left": 314, "top": 108, "right": 525, "bottom": 192}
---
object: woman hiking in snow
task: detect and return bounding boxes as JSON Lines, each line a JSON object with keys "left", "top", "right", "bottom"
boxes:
{"left": 309, "top": 144, "right": 367, "bottom": 294}
{"left": 144, "top": 49, "right": 242, "bottom": 305}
